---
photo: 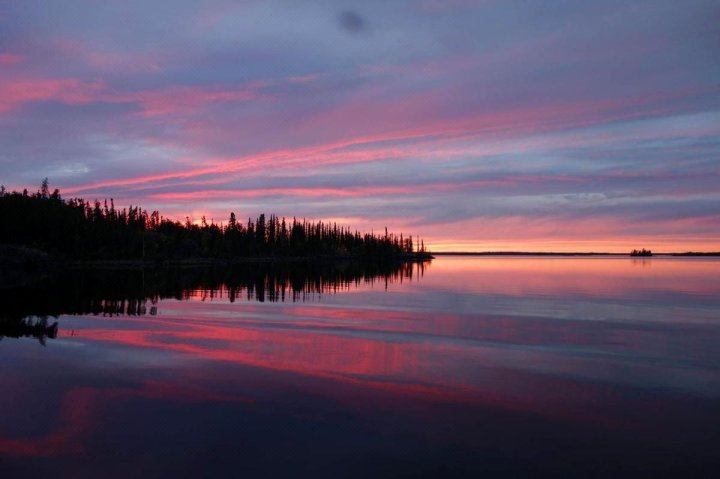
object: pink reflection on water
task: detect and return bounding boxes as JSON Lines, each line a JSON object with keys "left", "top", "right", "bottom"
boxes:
{"left": 2, "top": 257, "right": 719, "bottom": 458}
{"left": 420, "top": 256, "right": 720, "bottom": 297}
{"left": 0, "top": 379, "right": 255, "bottom": 457}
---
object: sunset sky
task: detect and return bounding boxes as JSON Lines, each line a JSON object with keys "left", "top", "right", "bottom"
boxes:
{"left": 1, "top": 0, "right": 718, "bottom": 252}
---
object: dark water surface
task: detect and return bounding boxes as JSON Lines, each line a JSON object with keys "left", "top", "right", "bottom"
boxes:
{"left": 1, "top": 257, "right": 719, "bottom": 477}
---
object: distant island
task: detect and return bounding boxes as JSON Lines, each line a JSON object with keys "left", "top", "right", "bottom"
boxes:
{"left": 630, "top": 249, "right": 653, "bottom": 257}
{"left": 0, "top": 180, "right": 431, "bottom": 268}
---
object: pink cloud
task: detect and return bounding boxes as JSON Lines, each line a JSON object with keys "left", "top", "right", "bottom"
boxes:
{"left": 421, "top": 215, "right": 720, "bottom": 253}
{"left": 60, "top": 86, "right": 700, "bottom": 196}
{"left": 0, "top": 75, "right": 263, "bottom": 117}
{"left": 0, "top": 53, "right": 22, "bottom": 64}
{"left": 0, "top": 78, "right": 106, "bottom": 113}
{"left": 111, "top": 85, "right": 263, "bottom": 118}
{"left": 49, "top": 37, "right": 161, "bottom": 73}
{"left": 147, "top": 176, "right": 582, "bottom": 201}
{"left": 286, "top": 73, "right": 319, "bottom": 84}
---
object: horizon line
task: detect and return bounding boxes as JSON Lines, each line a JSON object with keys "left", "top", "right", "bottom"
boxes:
{"left": 430, "top": 251, "right": 720, "bottom": 256}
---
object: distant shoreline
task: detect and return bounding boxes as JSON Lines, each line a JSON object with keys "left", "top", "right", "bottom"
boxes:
{"left": 430, "top": 252, "right": 720, "bottom": 257}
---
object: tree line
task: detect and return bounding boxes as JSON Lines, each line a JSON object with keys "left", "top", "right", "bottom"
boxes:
{"left": 0, "top": 180, "right": 428, "bottom": 261}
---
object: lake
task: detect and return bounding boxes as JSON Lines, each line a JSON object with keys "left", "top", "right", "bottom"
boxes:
{"left": 1, "top": 256, "right": 719, "bottom": 477}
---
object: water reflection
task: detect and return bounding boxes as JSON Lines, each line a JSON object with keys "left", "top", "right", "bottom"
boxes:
{"left": 1, "top": 257, "right": 719, "bottom": 477}
{"left": 0, "top": 261, "right": 427, "bottom": 339}
{"left": 0, "top": 316, "right": 58, "bottom": 345}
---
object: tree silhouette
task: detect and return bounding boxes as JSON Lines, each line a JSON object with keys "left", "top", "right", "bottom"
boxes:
{"left": 0, "top": 180, "right": 430, "bottom": 261}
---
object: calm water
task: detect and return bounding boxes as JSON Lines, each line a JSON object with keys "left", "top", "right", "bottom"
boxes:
{"left": 1, "top": 257, "right": 719, "bottom": 477}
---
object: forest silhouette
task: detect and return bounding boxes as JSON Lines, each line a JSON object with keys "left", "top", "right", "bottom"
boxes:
{"left": 0, "top": 180, "right": 429, "bottom": 261}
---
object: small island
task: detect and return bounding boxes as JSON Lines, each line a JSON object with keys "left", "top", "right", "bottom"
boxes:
{"left": 630, "top": 248, "right": 653, "bottom": 257}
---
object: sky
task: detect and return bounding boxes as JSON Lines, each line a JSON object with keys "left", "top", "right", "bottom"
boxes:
{"left": 1, "top": 0, "right": 718, "bottom": 252}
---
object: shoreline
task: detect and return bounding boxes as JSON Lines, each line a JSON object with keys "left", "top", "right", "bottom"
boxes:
{"left": 1, "top": 251, "right": 433, "bottom": 287}
{"left": 64, "top": 253, "right": 434, "bottom": 270}
{"left": 431, "top": 252, "right": 720, "bottom": 257}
